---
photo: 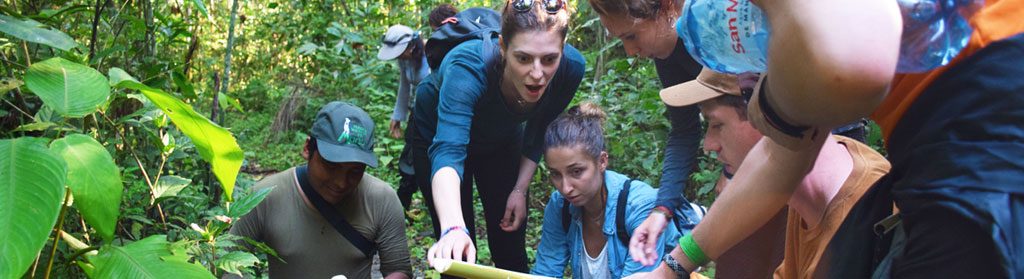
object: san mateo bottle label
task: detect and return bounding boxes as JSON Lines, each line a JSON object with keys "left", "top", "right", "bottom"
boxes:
{"left": 677, "top": 0, "right": 984, "bottom": 74}
{"left": 676, "top": 0, "right": 770, "bottom": 74}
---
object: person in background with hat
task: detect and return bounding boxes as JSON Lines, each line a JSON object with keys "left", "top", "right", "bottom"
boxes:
{"left": 229, "top": 102, "right": 412, "bottom": 279}
{"left": 378, "top": 24, "right": 430, "bottom": 211}
{"left": 627, "top": 69, "right": 890, "bottom": 278}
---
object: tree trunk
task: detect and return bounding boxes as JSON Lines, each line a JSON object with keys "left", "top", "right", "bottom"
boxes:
{"left": 219, "top": 0, "right": 238, "bottom": 122}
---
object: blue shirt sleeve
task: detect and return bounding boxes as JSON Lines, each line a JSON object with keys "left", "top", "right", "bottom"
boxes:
{"left": 531, "top": 192, "right": 571, "bottom": 278}
{"left": 622, "top": 183, "right": 669, "bottom": 276}
{"left": 653, "top": 40, "right": 703, "bottom": 210}
{"left": 392, "top": 61, "right": 412, "bottom": 121}
{"left": 427, "top": 48, "right": 489, "bottom": 179}
{"left": 656, "top": 104, "right": 702, "bottom": 210}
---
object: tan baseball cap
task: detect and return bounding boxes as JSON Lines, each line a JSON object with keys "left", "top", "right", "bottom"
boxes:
{"left": 660, "top": 67, "right": 741, "bottom": 107}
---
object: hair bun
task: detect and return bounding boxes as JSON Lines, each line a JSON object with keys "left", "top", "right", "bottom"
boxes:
{"left": 569, "top": 102, "right": 607, "bottom": 122}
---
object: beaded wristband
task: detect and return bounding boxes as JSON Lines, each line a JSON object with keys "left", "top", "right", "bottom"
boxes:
{"left": 441, "top": 226, "right": 470, "bottom": 239}
{"left": 679, "top": 233, "right": 710, "bottom": 266}
{"left": 652, "top": 206, "right": 674, "bottom": 219}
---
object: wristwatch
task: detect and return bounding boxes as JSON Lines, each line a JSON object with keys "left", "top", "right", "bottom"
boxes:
{"left": 663, "top": 252, "right": 691, "bottom": 278}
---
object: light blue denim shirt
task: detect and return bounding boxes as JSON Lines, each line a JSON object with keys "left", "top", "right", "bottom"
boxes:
{"left": 531, "top": 170, "right": 681, "bottom": 278}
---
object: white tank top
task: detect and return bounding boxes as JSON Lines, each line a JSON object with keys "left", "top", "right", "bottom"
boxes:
{"left": 581, "top": 235, "right": 611, "bottom": 279}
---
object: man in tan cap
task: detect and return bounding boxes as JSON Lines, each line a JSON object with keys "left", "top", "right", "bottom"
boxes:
{"left": 629, "top": 69, "right": 890, "bottom": 279}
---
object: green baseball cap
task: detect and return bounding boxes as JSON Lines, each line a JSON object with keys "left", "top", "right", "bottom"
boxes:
{"left": 310, "top": 101, "right": 378, "bottom": 168}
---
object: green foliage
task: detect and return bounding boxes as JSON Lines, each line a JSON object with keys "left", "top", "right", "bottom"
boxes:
{"left": 215, "top": 251, "right": 260, "bottom": 276}
{"left": 50, "top": 133, "right": 123, "bottom": 242}
{"left": 153, "top": 175, "right": 191, "bottom": 203}
{"left": 110, "top": 68, "right": 244, "bottom": 201}
{"left": 89, "top": 235, "right": 215, "bottom": 279}
{"left": 0, "top": 15, "right": 78, "bottom": 51}
{"left": 227, "top": 186, "right": 274, "bottom": 218}
{"left": 25, "top": 57, "right": 111, "bottom": 118}
{"left": 0, "top": 137, "right": 66, "bottom": 279}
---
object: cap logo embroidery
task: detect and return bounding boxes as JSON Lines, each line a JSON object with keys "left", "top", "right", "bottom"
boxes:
{"left": 338, "top": 118, "right": 367, "bottom": 147}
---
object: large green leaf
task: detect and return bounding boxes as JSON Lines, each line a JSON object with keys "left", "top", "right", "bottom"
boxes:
{"left": 226, "top": 186, "right": 274, "bottom": 218}
{"left": 24, "top": 57, "right": 111, "bottom": 118}
{"left": 50, "top": 133, "right": 122, "bottom": 242}
{"left": 0, "top": 15, "right": 78, "bottom": 51}
{"left": 109, "top": 68, "right": 242, "bottom": 200}
{"left": 91, "top": 235, "right": 215, "bottom": 279}
{"left": 214, "top": 251, "right": 258, "bottom": 276}
{"left": 0, "top": 137, "right": 66, "bottom": 279}
{"left": 152, "top": 175, "right": 190, "bottom": 203}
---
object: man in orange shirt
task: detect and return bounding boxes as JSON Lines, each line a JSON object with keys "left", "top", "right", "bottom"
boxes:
{"left": 662, "top": 68, "right": 891, "bottom": 278}
{"left": 627, "top": 0, "right": 1024, "bottom": 277}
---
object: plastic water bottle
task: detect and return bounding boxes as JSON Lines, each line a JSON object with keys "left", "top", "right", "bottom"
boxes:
{"left": 676, "top": 0, "right": 985, "bottom": 74}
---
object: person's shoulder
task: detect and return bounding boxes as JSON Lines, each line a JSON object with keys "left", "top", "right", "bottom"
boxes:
{"left": 253, "top": 167, "right": 297, "bottom": 192}
{"left": 605, "top": 170, "right": 657, "bottom": 206}
{"left": 833, "top": 135, "right": 891, "bottom": 172}
{"left": 560, "top": 44, "right": 586, "bottom": 75}
{"left": 359, "top": 172, "right": 396, "bottom": 197}
{"left": 442, "top": 39, "right": 487, "bottom": 67}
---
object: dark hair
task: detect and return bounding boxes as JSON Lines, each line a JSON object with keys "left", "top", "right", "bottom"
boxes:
{"left": 544, "top": 102, "right": 607, "bottom": 160}
{"left": 588, "top": 0, "right": 679, "bottom": 19}
{"left": 500, "top": 0, "right": 572, "bottom": 47}
{"left": 705, "top": 94, "right": 749, "bottom": 120}
{"left": 405, "top": 37, "right": 426, "bottom": 68}
{"left": 429, "top": 3, "right": 459, "bottom": 29}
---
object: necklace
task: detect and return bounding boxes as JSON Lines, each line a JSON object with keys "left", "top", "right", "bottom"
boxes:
{"left": 513, "top": 93, "right": 527, "bottom": 107}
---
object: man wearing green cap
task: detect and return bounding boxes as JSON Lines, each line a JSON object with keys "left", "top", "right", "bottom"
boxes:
{"left": 229, "top": 102, "right": 412, "bottom": 279}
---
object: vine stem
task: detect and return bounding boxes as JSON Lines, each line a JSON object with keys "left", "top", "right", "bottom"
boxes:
{"left": 98, "top": 111, "right": 166, "bottom": 224}
{"left": 42, "top": 187, "right": 71, "bottom": 279}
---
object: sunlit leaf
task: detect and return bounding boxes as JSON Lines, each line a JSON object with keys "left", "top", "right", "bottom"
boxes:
{"left": 109, "top": 68, "right": 243, "bottom": 200}
{"left": 0, "top": 15, "right": 78, "bottom": 51}
{"left": 214, "top": 251, "right": 258, "bottom": 276}
{"left": 13, "top": 122, "right": 56, "bottom": 132}
{"left": 91, "top": 235, "right": 215, "bottom": 279}
{"left": 152, "top": 175, "right": 190, "bottom": 203}
{"left": 24, "top": 57, "right": 110, "bottom": 118}
{"left": 49, "top": 134, "right": 122, "bottom": 242}
{"left": 227, "top": 186, "right": 274, "bottom": 218}
{"left": 0, "top": 137, "right": 66, "bottom": 279}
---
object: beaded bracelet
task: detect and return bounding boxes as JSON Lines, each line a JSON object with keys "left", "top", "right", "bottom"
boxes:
{"left": 441, "top": 226, "right": 470, "bottom": 239}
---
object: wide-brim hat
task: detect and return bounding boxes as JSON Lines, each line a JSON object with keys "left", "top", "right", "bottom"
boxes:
{"left": 660, "top": 67, "right": 741, "bottom": 107}
{"left": 378, "top": 25, "right": 415, "bottom": 60}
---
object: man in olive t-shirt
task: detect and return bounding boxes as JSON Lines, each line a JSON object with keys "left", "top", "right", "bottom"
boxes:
{"left": 229, "top": 102, "right": 412, "bottom": 279}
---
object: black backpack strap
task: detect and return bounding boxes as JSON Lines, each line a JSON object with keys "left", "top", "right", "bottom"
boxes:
{"left": 562, "top": 197, "right": 571, "bottom": 232}
{"left": 616, "top": 179, "right": 634, "bottom": 245}
{"left": 296, "top": 165, "right": 375, "bottom": 257}
{"left": 480, "top": 30, "right": 501, "bottom": 78}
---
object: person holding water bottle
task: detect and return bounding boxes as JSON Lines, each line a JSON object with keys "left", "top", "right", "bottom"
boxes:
{"left": 586, "top": 0, "right": 1024, "bottom": 277}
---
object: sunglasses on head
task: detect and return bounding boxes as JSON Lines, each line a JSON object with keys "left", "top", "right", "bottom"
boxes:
{"left": 512, "top": 0, "right": 565, "bottom": 14}
{"left": 381, "top": 32, "right": 420, "bottom": 46}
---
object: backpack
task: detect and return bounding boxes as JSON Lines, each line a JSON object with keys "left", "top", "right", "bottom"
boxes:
{"left": 562, "top": 179, "right": 634, "bottom": 245}
{"left": 424, "top": 7, "right": 502, "bottom": 70}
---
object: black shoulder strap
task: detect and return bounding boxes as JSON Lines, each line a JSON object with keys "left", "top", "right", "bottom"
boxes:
{"left": 296, "top": 165, "right": 376, "bottom": 257}
{"left": 616, "top": 179, "right": 634, "bottom": 245}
